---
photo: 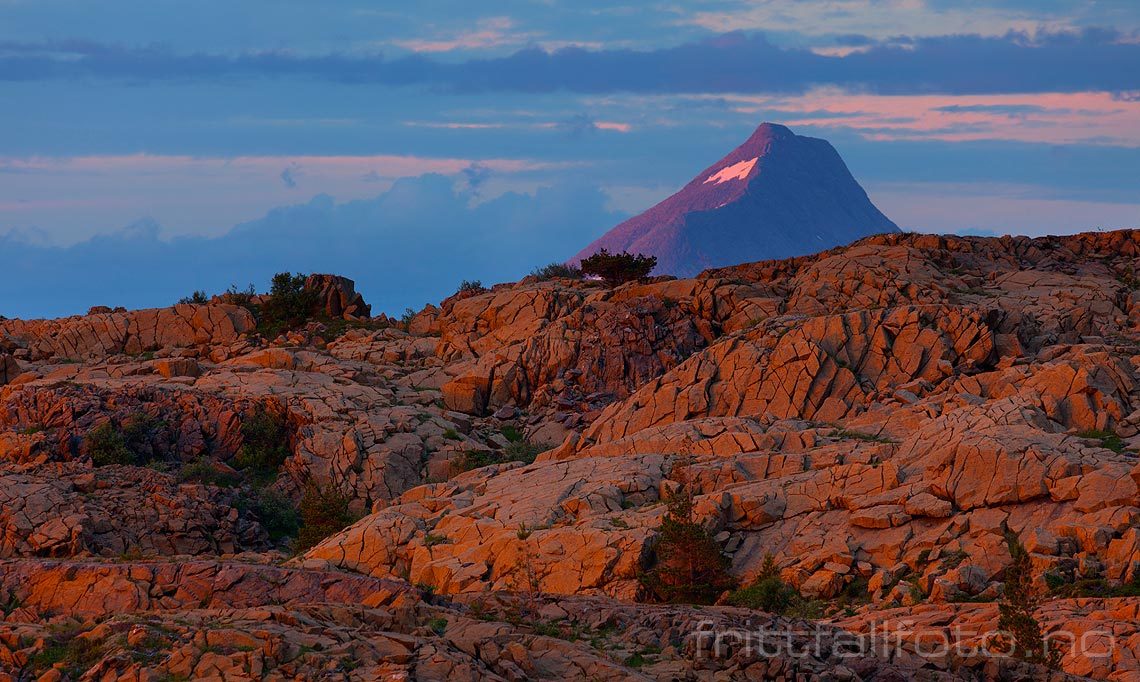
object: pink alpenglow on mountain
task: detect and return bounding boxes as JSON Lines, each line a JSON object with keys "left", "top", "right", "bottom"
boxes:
{"left": 572, "top": 122, "right": 900, "bottom": 276}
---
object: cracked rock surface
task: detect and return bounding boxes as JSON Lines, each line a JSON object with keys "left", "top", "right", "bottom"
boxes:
{"left": 4, "top": 231, "right": 1140, "bottom": 679}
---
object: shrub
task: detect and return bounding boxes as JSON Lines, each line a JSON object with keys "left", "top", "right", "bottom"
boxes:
{"left": 449, "top": 449, "right": 498, "bottom": 475}
{"left": 994, "top": 530, "right": 1061, "bottom": 668}
{"left": 726, "top": 555, "right": 796, "bottom": 613}
{"left": 250, "top": 488, "right": 300, "bottom": 542}
{"left": 532, "top": 262, "right": 581, "bottom": 281}
{"left": 579, "top": 249, "right": 657, "bottom": 287}
{"left": 219, "top": 283, "right": 256, "bottom": 307}
{"left": 502, "top": 440, "right": 544, "bottom": 465}
{"left": 639, "top": 488, "right": 735, "bottom": 604}
{"left": 295, "top": 483, "right": 355, "bottom": 552}
{"left": 456, "top": 279, "right": 486, "bottom": 295}
{"left": 234, "top": 404, "right": 290, "bottom": 478}
{"left": 258, "top": 272, "right": 319, "bottom": 337}
{"left": 178, "top": 459, "right": 240, "bottom": 487}
{"left": 86, "top": 422, "right": 133, "bottom": 466}
{"left": 85, "top": 414, "right": 162, "bottom": 467}
{"left": 423, "top": 533, "right": 450, "bottom": 547}
{"left": 178, "top": 290, "right": 209, "bottom": 305}
{"left": 399, "top": 307, "right": 417, "bottom": 330}
{"left": 450, "top": 441, "right": 547, "bottom": 475}
{"left": 1075, "top": 429, "right": 1126, "bottom": 453}
{"left": 500, "top": 424, "right": 524, "bottom": 443}
{"left": 30, "top": 633, "right": 106, "bottom": 676}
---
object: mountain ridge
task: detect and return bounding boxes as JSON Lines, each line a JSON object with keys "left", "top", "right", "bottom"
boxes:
{"left": 572, "top": 122, "right": 900, "bottom": 276}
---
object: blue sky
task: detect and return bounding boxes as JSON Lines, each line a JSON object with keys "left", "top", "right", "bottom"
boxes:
{"left": 2, "top": 1, "right": 1139, "bottom": 317}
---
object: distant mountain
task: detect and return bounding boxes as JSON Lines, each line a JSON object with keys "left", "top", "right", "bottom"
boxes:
{"left": 572, "top": 122, "right": 899, "bottom": 276}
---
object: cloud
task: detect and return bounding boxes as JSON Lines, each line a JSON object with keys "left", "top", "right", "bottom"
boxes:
{"left": 280, "top": 164, "right": 299, "bottom": 188}
{"left": 402, "top": 116, "right": 633, "bottom": 133}
{"left": 1, "top": 29, "right": 1138, "bottom": 95}
{"left": 387, "top": 16, "right": 604, "bottom": 54}
{"left": 682, "top": 0, "right": 1083, "bottom": 41}
{"left": 0, "top": 152, "right": 571, "bottom": 243}
{"left": 0, "top": 175, "right": 624, "bottom": 319}
{"left": 714, "top": 89, "right": 1140, "bottom": 146}
{"left": 460, "top": 162, "right": 491, "bottom": 196}
{"left": 870, "top": 180, "right": 1140, "bottom": 236}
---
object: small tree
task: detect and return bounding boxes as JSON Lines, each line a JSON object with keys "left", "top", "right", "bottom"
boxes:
{"left": 219, "top": 283, "right": 256, "bottom": 307}
{"left": 640, "top": 486, "right": 735, "bottom": 604}
{"left": 86, "top": 422, "right": 134, "bottom": 466}
{"left": 258, "top": 272, "right": 319, "bottom": 336}
{"left": 727, "top": 554, "right": 796, "bottom": 613}
{"left": 178, "top": 290, "right": 209, "bottom": 305}
{"left": 579, "top": 249, "right": 657, "bottom": 286}
{"left": 234, "top": 403, "right": 290, "bottom": 478}
{"left": 531, "top": 263, "right": 581, "bottom": 281}
{"left": 456, "top": 280, "right": 487, "bottom": 295}
{"left": 995, "top": 530, "right": 1062, "bottom": 668}
{"left": 295, "top": 482, "right": 356, "bottom": 552}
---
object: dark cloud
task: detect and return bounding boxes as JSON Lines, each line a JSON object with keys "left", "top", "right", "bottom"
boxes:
{"left": 280, "top": 165, "right": 299, "bottom": 188}
{"left": 0, "top": 175, "right": 622, "bottom": 319}
{"left": 932, "top": 104, "right": 1049, "bottom": 114}
{"left": 0, "top": 29, "right": 1137, "bottom": 94}
{"left": 460, "top": 162, "right": 492, "bottom": 196}
{"left": 556, "top": 114, "right": 601, "bottom": 138}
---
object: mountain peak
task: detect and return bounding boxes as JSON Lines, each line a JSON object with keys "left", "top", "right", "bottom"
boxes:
{"left": 572, "top": 123, "right": 899, "bottom": 276}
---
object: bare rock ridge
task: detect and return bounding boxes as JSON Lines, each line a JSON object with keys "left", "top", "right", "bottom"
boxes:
{"left": 572, "top": 122, "right": 900, "bottom": 276}
{"left": 3, "top": 231, "right": 1140, "bottom": 679}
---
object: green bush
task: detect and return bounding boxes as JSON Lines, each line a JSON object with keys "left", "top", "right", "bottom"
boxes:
{"left": 580, "top": 249, "right": 657, "bottom": 287}
{"left": 86, "top": 422, "right": 133, "bottom": 466}
{"left": 450, "top": 449, "right": 498, "bottom": 475}
{"left": 639, "top": 489, "right": 735, "bottom": 604}
{"left": 449, "top": 440, "right": 547, "bottom": 475}
{"left": 502, "top": 440, "right": 544, "bottom": 465}
{"left": 1075, "top": 429, "right": 1126, "bottom": 453}
{"left": 258, "top": 272, "right": 319, "bottom": 337}
{"left": 178, "top": 290, "right": 210, "bottom": 305}
{"left": 219, "top": 283, "right": 256, "bottom": 308}
{"left": 250, "top": 488, "right": 301, "bottom": 542}
{"left": 30, "top": 630, "right": 105, "bottom": 676}
{"left": 234, "top": 404, "right": 290, "bottom": 478}
{"left": 456, "top": 279, "right": 486, "bottom": 295}
{"left": 85, "top": 414, "right": 162, "bottom": 467}
{"left": 427, "top": 617, "right": 448, "bottom": 635}
{"left": 177, "top": 459, "right": 240, "bottom": 487}
{"left": 531, "top": 263, "right": 581, "bottom": 281}
{"left": 295, "top": 483, "right": 356, "bottom": 552}
{"left": 726, "top": 555, "right": 796, "bottom": 613}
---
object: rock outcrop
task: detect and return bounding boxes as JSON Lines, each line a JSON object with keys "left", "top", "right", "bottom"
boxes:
{"left": 4, "top": 231, "right": 1140, "bottom": 679}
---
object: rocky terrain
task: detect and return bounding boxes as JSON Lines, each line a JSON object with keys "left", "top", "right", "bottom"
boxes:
{"left": 2, "top": 231, "right": 1140, "bottom": 680}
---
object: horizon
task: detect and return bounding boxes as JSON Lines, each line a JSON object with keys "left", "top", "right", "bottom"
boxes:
{"left": 3, "top": 1, "right": 1140, "bottom": 318}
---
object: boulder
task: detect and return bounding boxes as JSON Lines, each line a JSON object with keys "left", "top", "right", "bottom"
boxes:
{"left": 305, "top": 274, "right": 371, "bottom": 319}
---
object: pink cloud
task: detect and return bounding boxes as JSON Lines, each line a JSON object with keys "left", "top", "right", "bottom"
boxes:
{"left": 594, "top": 121, "right": 633, "bottom": 133}
{"left": 1, "top": 153, "right": 558, "bottom": 177}
{"left": 716, "top": 90, "right": 1140, "bottom": 146}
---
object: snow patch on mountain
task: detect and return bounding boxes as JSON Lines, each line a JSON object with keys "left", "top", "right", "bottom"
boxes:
{"left": 703, "top": 157, "right": 757, "bottom": 185}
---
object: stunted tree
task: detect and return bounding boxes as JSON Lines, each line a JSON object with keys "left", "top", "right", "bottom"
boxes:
{"left": 295, "top": 482, "right": 356, "bottom": 553}
{"left": 258, "top": 272, "right": 319, "bottom": 336}
{"left": 640, "top": 471, "right": 735, "bottom": 604}
{"left": 580, "top": 249, "right": 657, "bottom": 287}
{"left": 995, "top": 530, "right": 1062, "bottom": 668}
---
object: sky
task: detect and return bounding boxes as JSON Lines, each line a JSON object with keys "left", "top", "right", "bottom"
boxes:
{"left": 2, "top": 0, "right": 1139, "bottom": 318}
